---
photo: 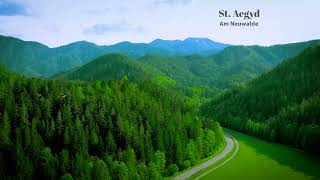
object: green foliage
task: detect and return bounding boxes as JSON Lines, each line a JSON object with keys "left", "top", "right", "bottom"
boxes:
{"left": 53, "top": 53, "right": 162, "bottom": 83}
{"left": 167, "top": 164, "right": 179, "bottom": 176}
{"left": 61, "top": 173, "right": 74, "bottom": 180}
{"left": 181, "top": 160, "right": 191, "bottom": 170}
{"left": 202, "top": 46, "right": 320, "bottom": 154}
{"left": 50, "top": 39, "right": 320, "bottom": 111}
{"left": 92, "top": 159, "right": 110, "bottom": 180}
{"left": 0, "top": 36, "right": 228, "bottom": 77}
{"left": 40, "top": 147, "right": 57, "bottom": 179}
{"left": 138, "top": 40, "right": 320, "bottom": 88}
{"left": 0, "top": 65, "right": 224, "bottom": 179}
{"left": 153, "top": 75, "right": 176, "bottom": 86}
{"left": 0, "top": 111, "right": 10, "bottom": 146}
{"left": 152, "top": 150, "right": 166, "bottom": 172}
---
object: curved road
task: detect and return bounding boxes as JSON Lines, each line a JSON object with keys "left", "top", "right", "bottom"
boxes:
{"left": 173, "top": 134, "right": 239, "bottom": 180}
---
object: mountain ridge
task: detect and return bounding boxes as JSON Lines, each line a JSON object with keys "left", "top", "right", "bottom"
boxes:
{"left": 54, "top": 39, "right": 320, "bottom": 89}
{"left": 0, "top": 35, "right": 230, "bottom": 77}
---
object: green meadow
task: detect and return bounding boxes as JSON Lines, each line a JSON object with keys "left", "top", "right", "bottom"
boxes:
{"left": 196, "top": 129, "right": 320, "bottom": 180}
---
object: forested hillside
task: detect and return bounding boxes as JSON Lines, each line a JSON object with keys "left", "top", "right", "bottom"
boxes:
{"left": 0, "top": 36, "right": 105, "bottom": 77}
{"left": 2, "top": 34, "right": 319, "bottom": 87}
{"left": 0, "top": 36, "right": 228, "bottom": 77}
{"left": 201, "top": 46, "right": 320, "bottom": 154}
{"left": 56, "top": 39, "right": 320, "bottom": 92}
{"left": 53, "top": 53, "right": 224, "bottom": 110}
{"left": 139, "top": 40, "right": 320, "bottom": 88}
{"left": 0, "top": 65, "right": 225, "bottom": 179}
{"left": 54, "top": 41, "right": 320, "bottom": 111}
{"left": 53, "top": 54, "right": 162, "bottom": 83}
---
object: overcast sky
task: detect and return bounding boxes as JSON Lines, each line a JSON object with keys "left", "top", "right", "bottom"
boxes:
{"left": 0, "top": 0, "right": 319, "bottom": 47}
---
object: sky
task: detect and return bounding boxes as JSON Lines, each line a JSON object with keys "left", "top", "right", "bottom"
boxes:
{"left": 0, "top": 0, "right": 319, "bottom": 47}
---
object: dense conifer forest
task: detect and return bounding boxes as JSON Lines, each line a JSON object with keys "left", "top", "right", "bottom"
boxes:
{"left": 201, "top": 46, "right": 320, "bottom": 154}
{"left": 1, "top": 34, "right": 320, "bottom": 179}
{"left": 0, "top": 65, "right": 225, "bottom": 179}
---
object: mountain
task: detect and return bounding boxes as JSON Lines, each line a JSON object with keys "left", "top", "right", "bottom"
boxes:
{"left": 53, "top": 53, "right": 162, "bottom": 82}
{"left": 201, "top": 46, "right": 320, "bottom": 153}
{"left": 0, "top": 65, "right": 225, "bottom": 179}
{"left": 138, "top": 40, "right": 320, "bottom": 88}
{"left": 53, "top": 53, "right": 223, "bottom": 109}
{"left": 149, "top": 38, "right": 229, "bottom": 55}
{"left": 0, "top": 35, "right": 229, "bottom": 77}
{"left": 55, "top": 39, "right": 320, "bottom": 91}
{"left": 0, "top": 35, "right": 50, "bottom": 76}
{"left": 102, "top": 41, "right": 172, "bottom": 58}
{"left": 0, "top": 36, "right": 106, "bottom": 76}
{"left": 2, "top": 34, "right": 319, "bottom": 90}
{"left": 209, "top": 40, "right": 320, "bottom": 87}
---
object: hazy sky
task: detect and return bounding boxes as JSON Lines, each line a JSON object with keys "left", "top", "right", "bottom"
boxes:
{"left": 0, "top": 0, "right": 319, "bottom": 47}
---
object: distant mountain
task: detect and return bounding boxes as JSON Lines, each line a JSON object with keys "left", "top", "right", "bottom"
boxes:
{"left": 102, "top": 41, "right": 171, "bottom": 58}
{"left": 149, "top": 37, "right": 229, "bottom": 55}
{"left": 209, "top": 40, "right": 320, "bottom": 87}
{"left": 55, "top": 39, "right": 320, "bottom": 89}
{"left": 201, "top": 45, "right": 320, "bottom": 153}
{"left": 0, "top": 36, "right": 106, "bottom": 76}
{"left": 0, "top": 35, "right": 50, "bottom": 76}
{"left": 138, "top": 40, "right": 320, "bottom": 88}
{"left": 0, "top": 35, "right": 229, "bottom": 77}
{"left": 53, "top": 53, "right": 162, "bottom": 82}
{"left": 2, "top": 34, "right": 320, "bottom": 88}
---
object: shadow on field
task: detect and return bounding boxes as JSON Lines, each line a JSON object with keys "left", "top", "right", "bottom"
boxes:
{"left": 227, "top": 129, "right": 320, "bottom": 179}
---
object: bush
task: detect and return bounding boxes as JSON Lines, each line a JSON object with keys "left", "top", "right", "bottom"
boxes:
{"left": 60, "top": 173, "right": 73, "bottom": 180}
{"left": 181, "top": 160, "right": 190, "bottom": 170}
{"left": 168, "top": 164, "right": 179, "bottom": 176}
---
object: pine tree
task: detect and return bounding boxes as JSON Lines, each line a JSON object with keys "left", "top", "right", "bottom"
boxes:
{"left": 0, "top": 111, "right": 11, "bottom": 146}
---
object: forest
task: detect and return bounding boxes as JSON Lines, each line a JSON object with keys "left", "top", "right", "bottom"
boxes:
{"left": 0, "top": 65, "right": 225, "bottom": 179}
{"left": 0, "top": 34, "right": 320, "bottom": 179}
{"left": 1, "top": 35, "right": 319, "bottom": 89}
{"left": 201, "top": 46, "right": 320, "bottom": 154}
{"left": 0, "top": 35, "right": 227, "bottom": 77}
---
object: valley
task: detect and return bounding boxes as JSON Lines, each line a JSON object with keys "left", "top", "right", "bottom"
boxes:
{"left": 0, "top": 35, "right": 320, "bottom": 180}
{"left": 1, "top": 0, "right": 319, "bottom": 179}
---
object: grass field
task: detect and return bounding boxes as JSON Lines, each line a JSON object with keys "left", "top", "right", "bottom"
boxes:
{"left": 194, "top": 129, "right": 320, "bottom": 180}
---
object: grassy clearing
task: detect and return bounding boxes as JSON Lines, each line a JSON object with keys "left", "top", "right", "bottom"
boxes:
{"left": 194, "top": 129, "right": 320, "bottom": 180}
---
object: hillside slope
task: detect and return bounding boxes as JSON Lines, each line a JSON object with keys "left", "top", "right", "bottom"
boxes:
{"left": 138, "top": 40, "right": 320, "bottom": 88}
{"left": 201, "top": 46, "right": 320, "bottom": 153}
{"left": 0, "top": 65, "right": 225, "bottom": 179}
{"left": 0, "top": 35, "right": 229, "bottom": 77}
{"left": 53, "top": 54, "right": 161, "bottom": 82}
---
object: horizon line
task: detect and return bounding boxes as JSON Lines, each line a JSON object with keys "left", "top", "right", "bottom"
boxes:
{"left": 1, "top": 34, "right": 319, "bottom": 49}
